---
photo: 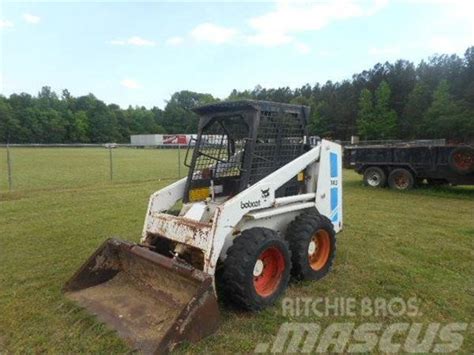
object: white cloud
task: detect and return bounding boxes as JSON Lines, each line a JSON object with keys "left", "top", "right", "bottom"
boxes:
{"left": 294, "top": 42, "right": 311, "bottom": 54}
{"left": 191, "top": 23, "right": 237, "bottom": 44}
{"left": 366, "top": 0, "right": 390, "bottom": 15}
{"left": 110, "top": 36, "right": 156, "bottom": 47}
{"left": 247, "top": 0, "right": 388, "bottom": 47}
{"left": 408, "top": 0, "right": 474, "bottom": 54}
{"left": 23, "top": 13, "right": 40, "bottom": 24}
{"left": 128, "top": 36, "right": 155, "bottom": 46}
{"left": 166, "top": 36, "right": 184, "bottom": 46}
{"left": 120, "top": 79, "right": 141, "bottom": 89}
{"left": 0, "top": 20, "right": 14, "bottom": 28}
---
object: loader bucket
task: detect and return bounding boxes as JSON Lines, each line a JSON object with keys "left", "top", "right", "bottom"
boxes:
{"left": 63, "top": 238, "right": 220, "bottom": 354}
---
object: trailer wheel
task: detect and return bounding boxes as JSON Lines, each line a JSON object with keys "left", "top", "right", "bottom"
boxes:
{"left": 363, "top": 167, "right": 386, "bottom": 188}
{"left": 448, "top": 147, "right": 474, "bottom": 174}
{"left": 286, "top": 210, "right": 336, "bottom": 281}
{"left": 388, "top": 168, "right": 414, "bottom": 190}
{"left": 220, "top": 228, "right": 291, "bottom": 311}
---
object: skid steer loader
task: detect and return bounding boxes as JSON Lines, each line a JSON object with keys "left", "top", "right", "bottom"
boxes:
{"left": 64, "top": 100, "right": 343, "bottom": 353}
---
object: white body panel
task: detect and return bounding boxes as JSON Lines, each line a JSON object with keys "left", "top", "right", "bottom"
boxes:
{"left": 141, "top": 140, "right": 343, "bottom": 275}
{"left": 315, "top": 140, "right": 343, "bottom": 232}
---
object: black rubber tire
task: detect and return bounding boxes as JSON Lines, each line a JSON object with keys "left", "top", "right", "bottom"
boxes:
{"left": 448, "top": 147, "right": 474, "bottom": 175}
{"left": 220, "top": 227, "right": 291, "bottom": 311}
{"left": 285, "top": 210, "right": 336, "bottom": 281}
{"left": 363, "top": 167, "right": 387, "bottom": 188}
{"left": 388, "top": 168, "right": 414, "bottom": 190}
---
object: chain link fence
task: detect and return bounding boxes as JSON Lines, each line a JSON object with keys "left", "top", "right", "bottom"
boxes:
{"left": 0, "top": 144, "right": 188, "bottom": 192}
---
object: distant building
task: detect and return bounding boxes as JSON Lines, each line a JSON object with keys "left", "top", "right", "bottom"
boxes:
{"left": 130, "top": 134, "right": 162, "bottom": 146}
{"left": 130, "top": 134, "right": 195, "bottom": 146}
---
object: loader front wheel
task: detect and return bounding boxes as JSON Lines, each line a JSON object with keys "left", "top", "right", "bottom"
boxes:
{"left": 286, "top": 210, "right": 336, "bottom": 281}
{"left": 220, "top": 228, "right": 291, "bottom": 311}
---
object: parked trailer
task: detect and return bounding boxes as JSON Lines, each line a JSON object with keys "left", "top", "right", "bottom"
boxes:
{"left": 344, "top": 144, "right": 474, "bottom": 190}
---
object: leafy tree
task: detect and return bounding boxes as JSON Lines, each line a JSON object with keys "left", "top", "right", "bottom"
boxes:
{"left": 162, "top": 91, "right": 218, "bottom": 133}
{"left": 423, "top": 80, "right": 472, "bottom": 141}
{"left": 70, "top": 111, "right": 90, "bottom": 142}
{"left": 1, "top": 47, "right": 473, "bottom": 144}
{"left": 356, "top": 89, "right": 375, "bottom": 139}
{"left": 40, "top": 109, "right": 67, "bottom": 143}
{"left": 0, "top": 97, "right": 20, "bottom": 142}
{"left": 401, "top": 83, "right": 432, "bottom": 138}
{"left": 357, "top": 81, "right": 397, "bottom": 139}
{"left": 374, "top": 81, "right": 398, "bottom": 139}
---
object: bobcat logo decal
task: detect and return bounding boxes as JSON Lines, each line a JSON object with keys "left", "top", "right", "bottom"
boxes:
{"left": 261, "top": 188, "right": 270, "bottom": 200}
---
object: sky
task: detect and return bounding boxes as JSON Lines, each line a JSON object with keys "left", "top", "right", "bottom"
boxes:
{"left": 0, "top": 0, "right": 473, "bottom": 109}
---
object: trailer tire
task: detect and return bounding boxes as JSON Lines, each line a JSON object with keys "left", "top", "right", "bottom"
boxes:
{"left": 448, "top": 147, "right": 474, "bottom": 174}
{"left": 363, "top": 167, "right": 387, "bottom": 188}
{"left": 388, "top": 168, "right": 414, "bottom": 190}
{"left": 220, "top": 228, "right": 291, "bottom": 311}
{"left": 286, "top": 210, "right": 336, "bottom": 281}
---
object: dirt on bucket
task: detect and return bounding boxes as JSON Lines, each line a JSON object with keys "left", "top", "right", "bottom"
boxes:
{"left": 64, "top": 238, "right": 219, "bottom": 354}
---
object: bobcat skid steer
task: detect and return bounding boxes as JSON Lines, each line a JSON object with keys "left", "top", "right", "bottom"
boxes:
{"left": 64, "top": 100, "right": 343, "bottom": 354}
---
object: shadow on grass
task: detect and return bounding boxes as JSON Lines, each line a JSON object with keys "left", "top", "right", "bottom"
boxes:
{"left": 0, "top": 177, "right": 176, "bottom": 201}
{"left": 413, "top": 184, "right": 474, "bottom": 198}
{"left": 344, "top": 178, "right": 474, "bottom": 200}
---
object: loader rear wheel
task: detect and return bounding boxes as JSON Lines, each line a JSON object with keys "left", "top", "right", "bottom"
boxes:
{"left": 220, "top": 228, "right": 291, "bottom": 311}
{"left": 286, "top": 210, "right": 336, "bottom": 281}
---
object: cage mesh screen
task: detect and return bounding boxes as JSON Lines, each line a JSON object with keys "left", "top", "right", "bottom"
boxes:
{"left": 249, "top": 110, "right": 305, "bottom": 186}
{"left": 192, "top": 116, "right": 249, "bottom": 180}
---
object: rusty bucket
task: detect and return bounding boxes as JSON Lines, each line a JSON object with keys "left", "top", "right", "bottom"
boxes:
{"left": 63, "top": 238, "right": 220, "bottom": 354}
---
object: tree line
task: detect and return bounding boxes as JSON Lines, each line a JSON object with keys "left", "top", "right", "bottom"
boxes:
{"left": 1, "top": 47, "right": 473, "bottom": 144}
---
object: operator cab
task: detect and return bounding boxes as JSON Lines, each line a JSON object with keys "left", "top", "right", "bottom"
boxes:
{"left": 184, "top": 100, "right": 310, "bottom": 203}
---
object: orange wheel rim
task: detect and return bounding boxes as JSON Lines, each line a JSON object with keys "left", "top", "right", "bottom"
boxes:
{"left": 308, "top": 229, "right": 331, "bottom": 271}
{"left": 253, "top": 247, "right": 285, "bottom": 297}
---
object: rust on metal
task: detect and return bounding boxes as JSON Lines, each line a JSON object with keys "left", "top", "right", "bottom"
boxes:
{"left": 147, "top": 213, "right": 212, "bottom": 250}
{"left": 64, "top": 238, "right": 220, "bottom": 354}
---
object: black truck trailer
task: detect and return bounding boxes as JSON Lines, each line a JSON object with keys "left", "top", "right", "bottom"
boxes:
{"left": 344, "top": 144, "right": 474, "bottom": 190}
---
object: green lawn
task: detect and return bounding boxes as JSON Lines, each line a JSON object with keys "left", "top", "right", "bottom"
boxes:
{"left": 0, "top": 147, "right": 185, "bottom": 192}
{"left": 0, "top": 154, "right": 473, "bottom": 353}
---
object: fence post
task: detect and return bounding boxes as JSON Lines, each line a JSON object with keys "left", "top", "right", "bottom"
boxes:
{"left": 108, "top": 146, "right": 113, "bottom": 181}
{"left": 177, "top": 144, "right": 181, "bottom": 178}
{"left": 6, "top": 144, "right": 13, "bottom": 191}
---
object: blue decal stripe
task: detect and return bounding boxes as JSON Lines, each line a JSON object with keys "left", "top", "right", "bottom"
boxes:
{"left": 330, "top": 187, "right": 338, "bottom": 222}
{"left": 329, "top": 152, "right": 339, "bottom": 223}
{"left": 330, "top": 152, "right": 338, "bottom": 178}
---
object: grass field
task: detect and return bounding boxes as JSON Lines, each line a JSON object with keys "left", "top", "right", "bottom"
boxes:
{"left": 0, "top": 149, "right": 473, "bottom": 353}
{"left": 0, "top": 147, "right": 185, "bottom": 192}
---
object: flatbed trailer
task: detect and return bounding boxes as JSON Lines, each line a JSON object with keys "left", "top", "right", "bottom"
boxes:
{"left": 344, "top": 144, "right": 474, "bottom": 190}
